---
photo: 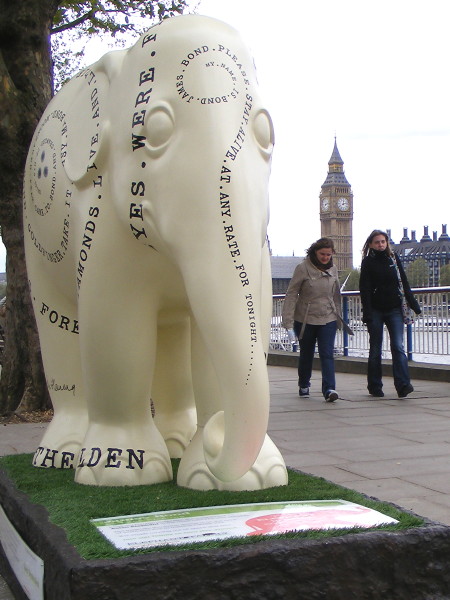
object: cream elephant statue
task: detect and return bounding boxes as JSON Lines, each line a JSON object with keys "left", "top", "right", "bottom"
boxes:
{"left": 23, "top": 14, "right": 288, "bottom": 491}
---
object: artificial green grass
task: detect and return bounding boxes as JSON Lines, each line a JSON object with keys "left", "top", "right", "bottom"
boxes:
{"left": 0, "top": 454, "right": 424, "bottom": 560}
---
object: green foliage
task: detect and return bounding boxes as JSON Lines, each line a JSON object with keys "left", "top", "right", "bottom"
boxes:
{"left": 0, "top": 454, "right": 423, "bottom": 559}
{"left": 51, "top": 0, "right": 190, "bottom": 88}
{"left": 440, "top": 263, "right": 450, "bottom": 286}
{"left": 51, "top": 34, "right": 85, "bottom": 88}
{"left": 339, "top": 268, "right": 360, "bottom": 291}
{"left": 53, "top": 0, "right": 189, "bottom": 35}
{"left": 405, "top": 258, "right": 429, "bottom": 287}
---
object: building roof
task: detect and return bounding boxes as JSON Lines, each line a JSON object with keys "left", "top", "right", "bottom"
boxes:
{"left": 322, "top": 138, "right": 351, "bottom": 188}
{"left": 392, "top": 225, "right": 450, "bottom": 259}
{"left": 328, "top": 138, "right": 344, "bottom": 165}
{"left": 395, "top": 241, "right": 450, "bottom": 258}
{"left": 394, "top": 225, "right": 450, "bottom": 246}
{"left": 270, "top": 256, "right": 304, "bottom": 279}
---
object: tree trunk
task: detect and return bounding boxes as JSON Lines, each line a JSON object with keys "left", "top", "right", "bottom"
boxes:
{"left": 0, "top": 0, "right": 59, "bottom": 413}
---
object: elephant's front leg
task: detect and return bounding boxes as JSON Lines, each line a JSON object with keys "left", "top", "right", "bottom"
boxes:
{"left": 29, "top": 267, "right": 88, "bottom": 470}
{"left": 74, "top": 288, "right": 172, "bottom": 487}
{"left": 152, "top": 316, "right": 197, "bottom": 458}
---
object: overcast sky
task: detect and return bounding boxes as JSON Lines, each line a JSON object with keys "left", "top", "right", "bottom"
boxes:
{"left": 4, "top": 0, "right": 448, "bottom": 272}
{"left": 197, "top": 0, "right": 450, "bottom": 264}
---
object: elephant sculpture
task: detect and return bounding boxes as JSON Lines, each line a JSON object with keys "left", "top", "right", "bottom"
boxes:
{"left": 23, "top": 14, "right": 288, "bottom": 491}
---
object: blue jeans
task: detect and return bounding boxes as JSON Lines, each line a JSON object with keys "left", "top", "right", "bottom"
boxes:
{"left": 367, "top": 307, "right": 410, "bottom": 393}
{"left": 294, "top": 320, "right": 337, "bottom": 398}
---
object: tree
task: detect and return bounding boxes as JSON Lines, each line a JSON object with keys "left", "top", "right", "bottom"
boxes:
{"left": 0, "top": 0, "right": 188, "bottom": 414}
{"left": 405, "top": 258, "right": 429, "bottom": 288}
{"left": 440, "top": 263, "right": 450, "bottom": 286}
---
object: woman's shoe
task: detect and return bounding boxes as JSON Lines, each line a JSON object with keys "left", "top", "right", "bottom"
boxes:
{"left": 369, "top": 389, "right": 384, "bottom": 398}
{"left": 398, "top": 384, "right": 414, "bottom": 398}
{"left": 299, "top": 387, "right": 310, "bottom": 397}
{"left": 325, "top": 390, "right": 338, "bottom": 402}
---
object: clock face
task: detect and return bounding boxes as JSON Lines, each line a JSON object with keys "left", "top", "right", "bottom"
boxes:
{"left": 337, "top": 197, "right": 349, "bottom": 211}
{"left": 321, "top": 197, "right": 330, "bottom": 211}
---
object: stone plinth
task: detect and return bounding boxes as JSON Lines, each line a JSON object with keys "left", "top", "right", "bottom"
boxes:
{"left": 2, "top": 467, "right": 450, "bottom": 600}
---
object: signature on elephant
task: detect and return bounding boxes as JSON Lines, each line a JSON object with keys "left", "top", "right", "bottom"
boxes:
{"left": 23, "top": 14, "right": 288, "bottom": 491}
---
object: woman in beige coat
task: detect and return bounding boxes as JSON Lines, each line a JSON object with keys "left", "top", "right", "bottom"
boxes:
{"left": 282, "top": 238, "right": 342, "bottom": 402}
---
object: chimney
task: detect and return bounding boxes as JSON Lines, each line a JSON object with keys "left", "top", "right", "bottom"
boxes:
{"left": 420, "top": 226, "right": 432, "bottom": 242}
{"left": 400, "top": 228, "right": 410, "bottom": 244}
{"left": 387, "top": 228, "right": 395, "bottom": 244}
{"left": 439, "top": 224, "right": 450, "bottom": 241}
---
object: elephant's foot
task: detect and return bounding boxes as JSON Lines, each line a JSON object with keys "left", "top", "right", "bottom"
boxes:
{"left": 74, "top": 420, "right": 172, "bottom": 486}
{"left": 177, "top": 430, "right": 288, "bottom": 491}
{"left": 32, "top": 410, "right": 89, "bottom": 469}
{"left": 154, "top": 408, "right": 197, "bottom": 458}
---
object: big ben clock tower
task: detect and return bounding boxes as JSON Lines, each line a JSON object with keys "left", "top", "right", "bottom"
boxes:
{"left": 319, "top": 138, "right": 353, "bottom": 272}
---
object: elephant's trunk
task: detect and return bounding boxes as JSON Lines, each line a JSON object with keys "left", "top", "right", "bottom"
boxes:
{"left": 202, "top": 352, "right": 270, "bottom": 482}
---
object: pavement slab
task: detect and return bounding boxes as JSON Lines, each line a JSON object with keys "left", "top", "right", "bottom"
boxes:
{"left": 267, "top": 364, "right": 450, "bottom": 526}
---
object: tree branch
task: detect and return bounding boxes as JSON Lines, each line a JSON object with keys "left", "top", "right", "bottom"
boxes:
{"left": 51, "top": 9, "right": 96, "bottom": 34}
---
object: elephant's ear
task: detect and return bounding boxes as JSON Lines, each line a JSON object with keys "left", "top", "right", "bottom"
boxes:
{"left": 63, "top": 51, "right": 125, "bottom": 184}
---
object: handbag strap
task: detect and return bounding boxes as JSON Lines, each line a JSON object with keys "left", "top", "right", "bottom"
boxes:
{"left": 391, "top": 254, "right": 406, "bottom": 298}
{"left": 391, "top": 254, "right": 416, "bottom": 324}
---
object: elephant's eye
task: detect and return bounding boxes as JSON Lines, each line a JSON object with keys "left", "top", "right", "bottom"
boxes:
{"left": 145, "top": 105, "right": 174, "bottom": 154}
{"left": 253, "top": 110, "right": 274, "bottom": 156}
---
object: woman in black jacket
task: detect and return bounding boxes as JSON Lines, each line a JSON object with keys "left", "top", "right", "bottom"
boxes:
{"left": 359, "top": 230, "right": 421, "bottom": 398}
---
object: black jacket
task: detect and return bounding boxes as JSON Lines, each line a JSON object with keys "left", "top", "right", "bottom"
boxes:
{"left": 359, "top": 250, "right": 421, "bottom": 323}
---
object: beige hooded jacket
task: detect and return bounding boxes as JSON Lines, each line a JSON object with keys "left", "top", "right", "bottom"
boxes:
{"left": 281, "top": 257, "right": 343, "bottom": 337}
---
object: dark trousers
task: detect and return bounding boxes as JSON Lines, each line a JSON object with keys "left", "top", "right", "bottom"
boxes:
{"left": 367, "top": 307, "right": 410, "bottom": 393}
{"left": 294, "top": 320, "right": 337, "bottom": 398}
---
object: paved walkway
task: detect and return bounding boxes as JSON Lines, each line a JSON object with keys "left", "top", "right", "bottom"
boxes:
{"left": 268, "top": 365, "right": 450, "bottom": 526}
{"left": 1, "top": 366, "right": 450, "bottom": 598}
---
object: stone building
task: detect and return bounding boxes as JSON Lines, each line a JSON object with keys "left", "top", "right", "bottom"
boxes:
{"left": 270, "top": 256, "right": 304, "bottom": 295}
{"left": 319, "top": 139, "right": 354, "bottom": 272}
{"left": 391, "top": 225, "right": 450, "bottom": 286}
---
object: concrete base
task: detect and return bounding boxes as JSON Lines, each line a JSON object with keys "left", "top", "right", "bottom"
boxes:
{"left": 268, "top": 351, "right": 450, "bottom": 382}
{"left": 2, "top": 468, "right": 450, "bottom": 599}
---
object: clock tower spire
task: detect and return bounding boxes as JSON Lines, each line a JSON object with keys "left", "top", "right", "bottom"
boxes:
{"left": 319, "top": 138, "right": 353, "bottom": 272}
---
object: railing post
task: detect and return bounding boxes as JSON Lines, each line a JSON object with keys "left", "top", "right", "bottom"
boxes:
{"left": 342, "top": 296, "right": 349, "bottom": 357}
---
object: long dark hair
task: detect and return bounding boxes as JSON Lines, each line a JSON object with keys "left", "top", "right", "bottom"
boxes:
{"left": 362, "top": 230, "right": 393, "bottom": 257}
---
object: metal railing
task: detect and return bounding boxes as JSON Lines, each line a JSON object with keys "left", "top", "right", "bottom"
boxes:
{"left": 271, "top": 287, "right": 450, "bottom": 363}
